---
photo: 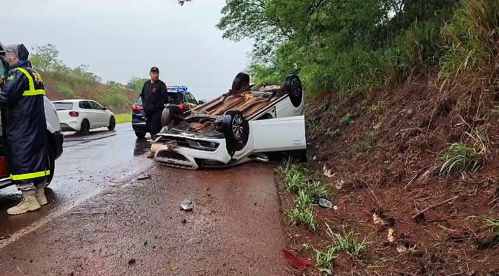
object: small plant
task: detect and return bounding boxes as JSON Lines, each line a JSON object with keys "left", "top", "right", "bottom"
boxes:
{"left": 478, "top": 216, "right": 499, "bottom": 248}
{"left": 295, "top": 189, "right": 313, "bottom": 209}
{"left": 440, "top": 128, "right": 488, "bottom": 176}
{"left": 315, "top": 224, "right": 370, "bottom": 274}
{"left": 440, "top": 142, "right": 481, "bottom": 175}
{"left": 326, "top": 224, "right": 370, "bottom": 258}
{"left": 340, "top": 114, "right": 354, "bottom": 126}
{"left": 316, "top": 248, "right": 336, "bottom": 275}
{"left": 286, "top": 171, "right": 307, "bottom": 193}
{"left": 277, "top": 160, "right": 329, "bottom": 232}
{"left": 309, "top": 180, "right": 328, "bottom": 198}
{"left": 287, "top": 206, "right": 316, "bottom": 231}
{"left": 276, "top": 161, "right": 306, "bottom": 192}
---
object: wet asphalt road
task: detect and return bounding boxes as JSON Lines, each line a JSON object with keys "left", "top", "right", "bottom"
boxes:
{"left": 0, "top": 123, "right": 288, "bottom": 275}
{"left": 0, "top": 123, "right": 154, "bottom": 238}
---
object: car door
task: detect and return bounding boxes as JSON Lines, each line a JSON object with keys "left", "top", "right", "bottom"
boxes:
{"left": 78, "top": 101, "right": 97, "bottom": 128}
{"left": 89, "top": 101, "right": 108, "bottom": 127}
{"left": 249, "top": 115, "right": 306, "bottom": 153}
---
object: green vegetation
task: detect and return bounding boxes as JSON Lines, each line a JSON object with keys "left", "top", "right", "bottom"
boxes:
{"left": 114, "top": 113, "right": 132, "bottom": 124}
{"left": 316, "top": 224, "right": 371, "bottom": 274}
{"left": 276, "top": 160, "right": 329, "bottom": 231}
{"left": 440, "top": 128, "right": 488, "bottom": 176}
{"left": 213, "top": 0, "right": 498, "bottom": 97}
{"left": 29, "top": 44, "right": 148, "bottom": 113}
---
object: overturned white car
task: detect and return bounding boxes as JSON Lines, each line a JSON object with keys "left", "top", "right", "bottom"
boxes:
{"left": 150, "top": 73, "right": 307, "bottom": 169}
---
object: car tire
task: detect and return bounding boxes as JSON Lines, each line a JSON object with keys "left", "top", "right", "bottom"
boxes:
{"left": 108, "top": 116, "right": 116, "bottom": 131}
{"left": 283, "top": 74, "right": 303, "bottom": 108}
{"left": 221, "top": 110, "right": 249, "bottom": 156}
{"left": 161, "top": 105, "right": 184, "bottom": 128}
{"left": 135, "top": 131, "right": 146, "bottom": 139}
{"left": 46, "top": 142, "right": 55, "bottom": 186}
{"left": 79, "top": 119, "right": 90, "bottom": 136}
{"left": 231, "top": 72, "right": 250, "bottom": 92}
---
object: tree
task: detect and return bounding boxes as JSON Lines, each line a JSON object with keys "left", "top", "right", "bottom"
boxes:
{"left": 214, "top": 0, "right": 459, "bottom": 93}
{"left": 125, "top": 77, "right": 149, "bottom": 94}
{"left": 30, "top": 44, "right": 61, "bottom": 71}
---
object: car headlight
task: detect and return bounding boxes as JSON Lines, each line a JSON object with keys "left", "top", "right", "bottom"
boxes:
{"left": 186, "top": 139, "right": 219, "bottom": 151}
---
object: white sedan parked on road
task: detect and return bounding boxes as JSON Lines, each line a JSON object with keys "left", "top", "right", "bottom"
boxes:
{"left": 52, "top": 99, "right": 116, "bottom": 135}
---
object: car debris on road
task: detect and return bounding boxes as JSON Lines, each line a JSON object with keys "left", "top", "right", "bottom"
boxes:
{"left": 149, "top": 72, "right": 307, "bottom": 170}
{"left": 180, "top": 199, "right": 194, "bottom": 211}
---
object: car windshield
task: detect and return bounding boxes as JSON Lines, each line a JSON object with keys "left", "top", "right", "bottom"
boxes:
{"left": 53, "top": 102, "right": 74, "bottom": 110}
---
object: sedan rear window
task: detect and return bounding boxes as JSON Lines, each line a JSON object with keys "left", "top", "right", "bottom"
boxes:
{"left": 53, "top": 102, "right": 74, "bottom": 110}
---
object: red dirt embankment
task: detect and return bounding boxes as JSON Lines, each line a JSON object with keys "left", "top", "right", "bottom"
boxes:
{"left": 280, "top": 69, "right": 499, "bottom": 275}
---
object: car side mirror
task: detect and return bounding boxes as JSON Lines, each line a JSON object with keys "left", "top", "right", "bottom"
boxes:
{"left": 198, "top": 100, "right": 206, "bottom": 105}
{"left": 102, "top": 107, "right": 107, "bottom": 110}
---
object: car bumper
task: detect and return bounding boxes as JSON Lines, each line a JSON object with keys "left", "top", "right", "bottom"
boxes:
{"left": 54, "top": 130, "right": 64, "bottom": 159}
{"left": 132, "top": 122, "right": 147, "bottom": 132}
{"left": 60, "top": 122, "right": 79, "bottom": 132}
{"left": 151, "top": 133, "right": 231, "bottom": 170}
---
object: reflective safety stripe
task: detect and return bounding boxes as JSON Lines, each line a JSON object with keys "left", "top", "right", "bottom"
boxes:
{"left": 15, "top": 68, "right": 46, "bottom": 97}
{"left": 10, "top": 170, "right": 51, "bottom": 181}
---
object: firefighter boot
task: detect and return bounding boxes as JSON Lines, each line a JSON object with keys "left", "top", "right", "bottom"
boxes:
{"left": 35, "top": 187, "right": 48, "bottom": 206}
{"left": 7, "top": 190, "right": 41, "bottom": 215}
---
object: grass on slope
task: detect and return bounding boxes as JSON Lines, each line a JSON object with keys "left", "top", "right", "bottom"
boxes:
{"left": 114, "top": 113, "right": 132, "bottom": 124}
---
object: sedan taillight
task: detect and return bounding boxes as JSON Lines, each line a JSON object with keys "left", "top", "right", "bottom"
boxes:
{"left": 69, "top": 111, "right": 79, "bottom": 117}
{"left": 132, "top": 104, "right": 143, "bottom": 111}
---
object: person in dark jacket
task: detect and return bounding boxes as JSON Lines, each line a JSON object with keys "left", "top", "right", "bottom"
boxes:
{"left": 140, "top": 66, "right": 168, "bottom": 136}
{"left": 0, "top": 44, "right": 49, "bottom": 215}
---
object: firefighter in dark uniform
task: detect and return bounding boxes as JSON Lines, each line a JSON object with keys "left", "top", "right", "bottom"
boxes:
{"left": 0, "top": 44, "right": 49, "bottom": 215}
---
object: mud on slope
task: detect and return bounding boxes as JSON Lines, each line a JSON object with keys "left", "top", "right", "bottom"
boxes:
{"left": 280, "top": 70, "right": 499, "bottom": 275}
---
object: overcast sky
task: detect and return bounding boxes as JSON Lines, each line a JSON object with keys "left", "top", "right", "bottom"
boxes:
{"left": 0, "top": 0, "right": 253, "bottom": 101}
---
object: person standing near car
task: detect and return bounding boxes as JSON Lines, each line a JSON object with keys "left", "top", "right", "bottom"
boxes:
{"left": 140, "top": 67, "right": 168, "bottom": 158}
{"left": 0, "top": 44, "right": 49, "bottom": 215}
{"left": 141, "top": 67, "right": 168, "bottom": 136}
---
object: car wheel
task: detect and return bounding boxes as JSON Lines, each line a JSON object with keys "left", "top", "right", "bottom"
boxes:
{"left": 283, "top": 74, "right": 303, "bottom": 108}
{"left": 161, "top": 105, "right": 184, "bottom": 128}
{"left": 80, "top": 119, "right": 90, "bottom": 135}
{"left": 46, "top": 142, "right": 55, "bottom": 186}
{"left": 108, "top": 116, "right": 116, "bottom": 131}
{"left": 231, "top": 72, "right": 250, "bottom": 92}
{"left": 221, "top": 110, "right": 249, "bottom": 156}
{"left": 135, "top": 131, "right": 146, "bottom": 139}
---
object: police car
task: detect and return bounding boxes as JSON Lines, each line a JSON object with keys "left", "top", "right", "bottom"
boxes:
{"left": 131, "top": 86, "right": 204, "bottom": 139}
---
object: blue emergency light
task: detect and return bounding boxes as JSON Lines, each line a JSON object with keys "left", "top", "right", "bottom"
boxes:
{"left": 167, "top": 86, "right": 188, "bottom": 92}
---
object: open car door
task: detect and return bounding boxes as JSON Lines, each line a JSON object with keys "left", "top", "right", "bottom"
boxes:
{"left": 250, "top": 115, "right": 306, "bottom": 153}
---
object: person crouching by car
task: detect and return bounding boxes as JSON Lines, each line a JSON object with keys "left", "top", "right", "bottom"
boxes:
{"left": 0, "top": 44, "right": 49, "bottom": 215}
{"left": 140, "top": 67, "right": 168, "bottom": 158}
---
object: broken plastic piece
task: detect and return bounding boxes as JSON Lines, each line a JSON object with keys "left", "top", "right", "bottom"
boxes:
{"left": 137, "top": 174, "right": 151, "bottom": 180}
{"left": 282, "top": 249, "right": 311, "bottom": 270}
{"left": 181, "top": 199, "right": 194, "bottom": 211}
